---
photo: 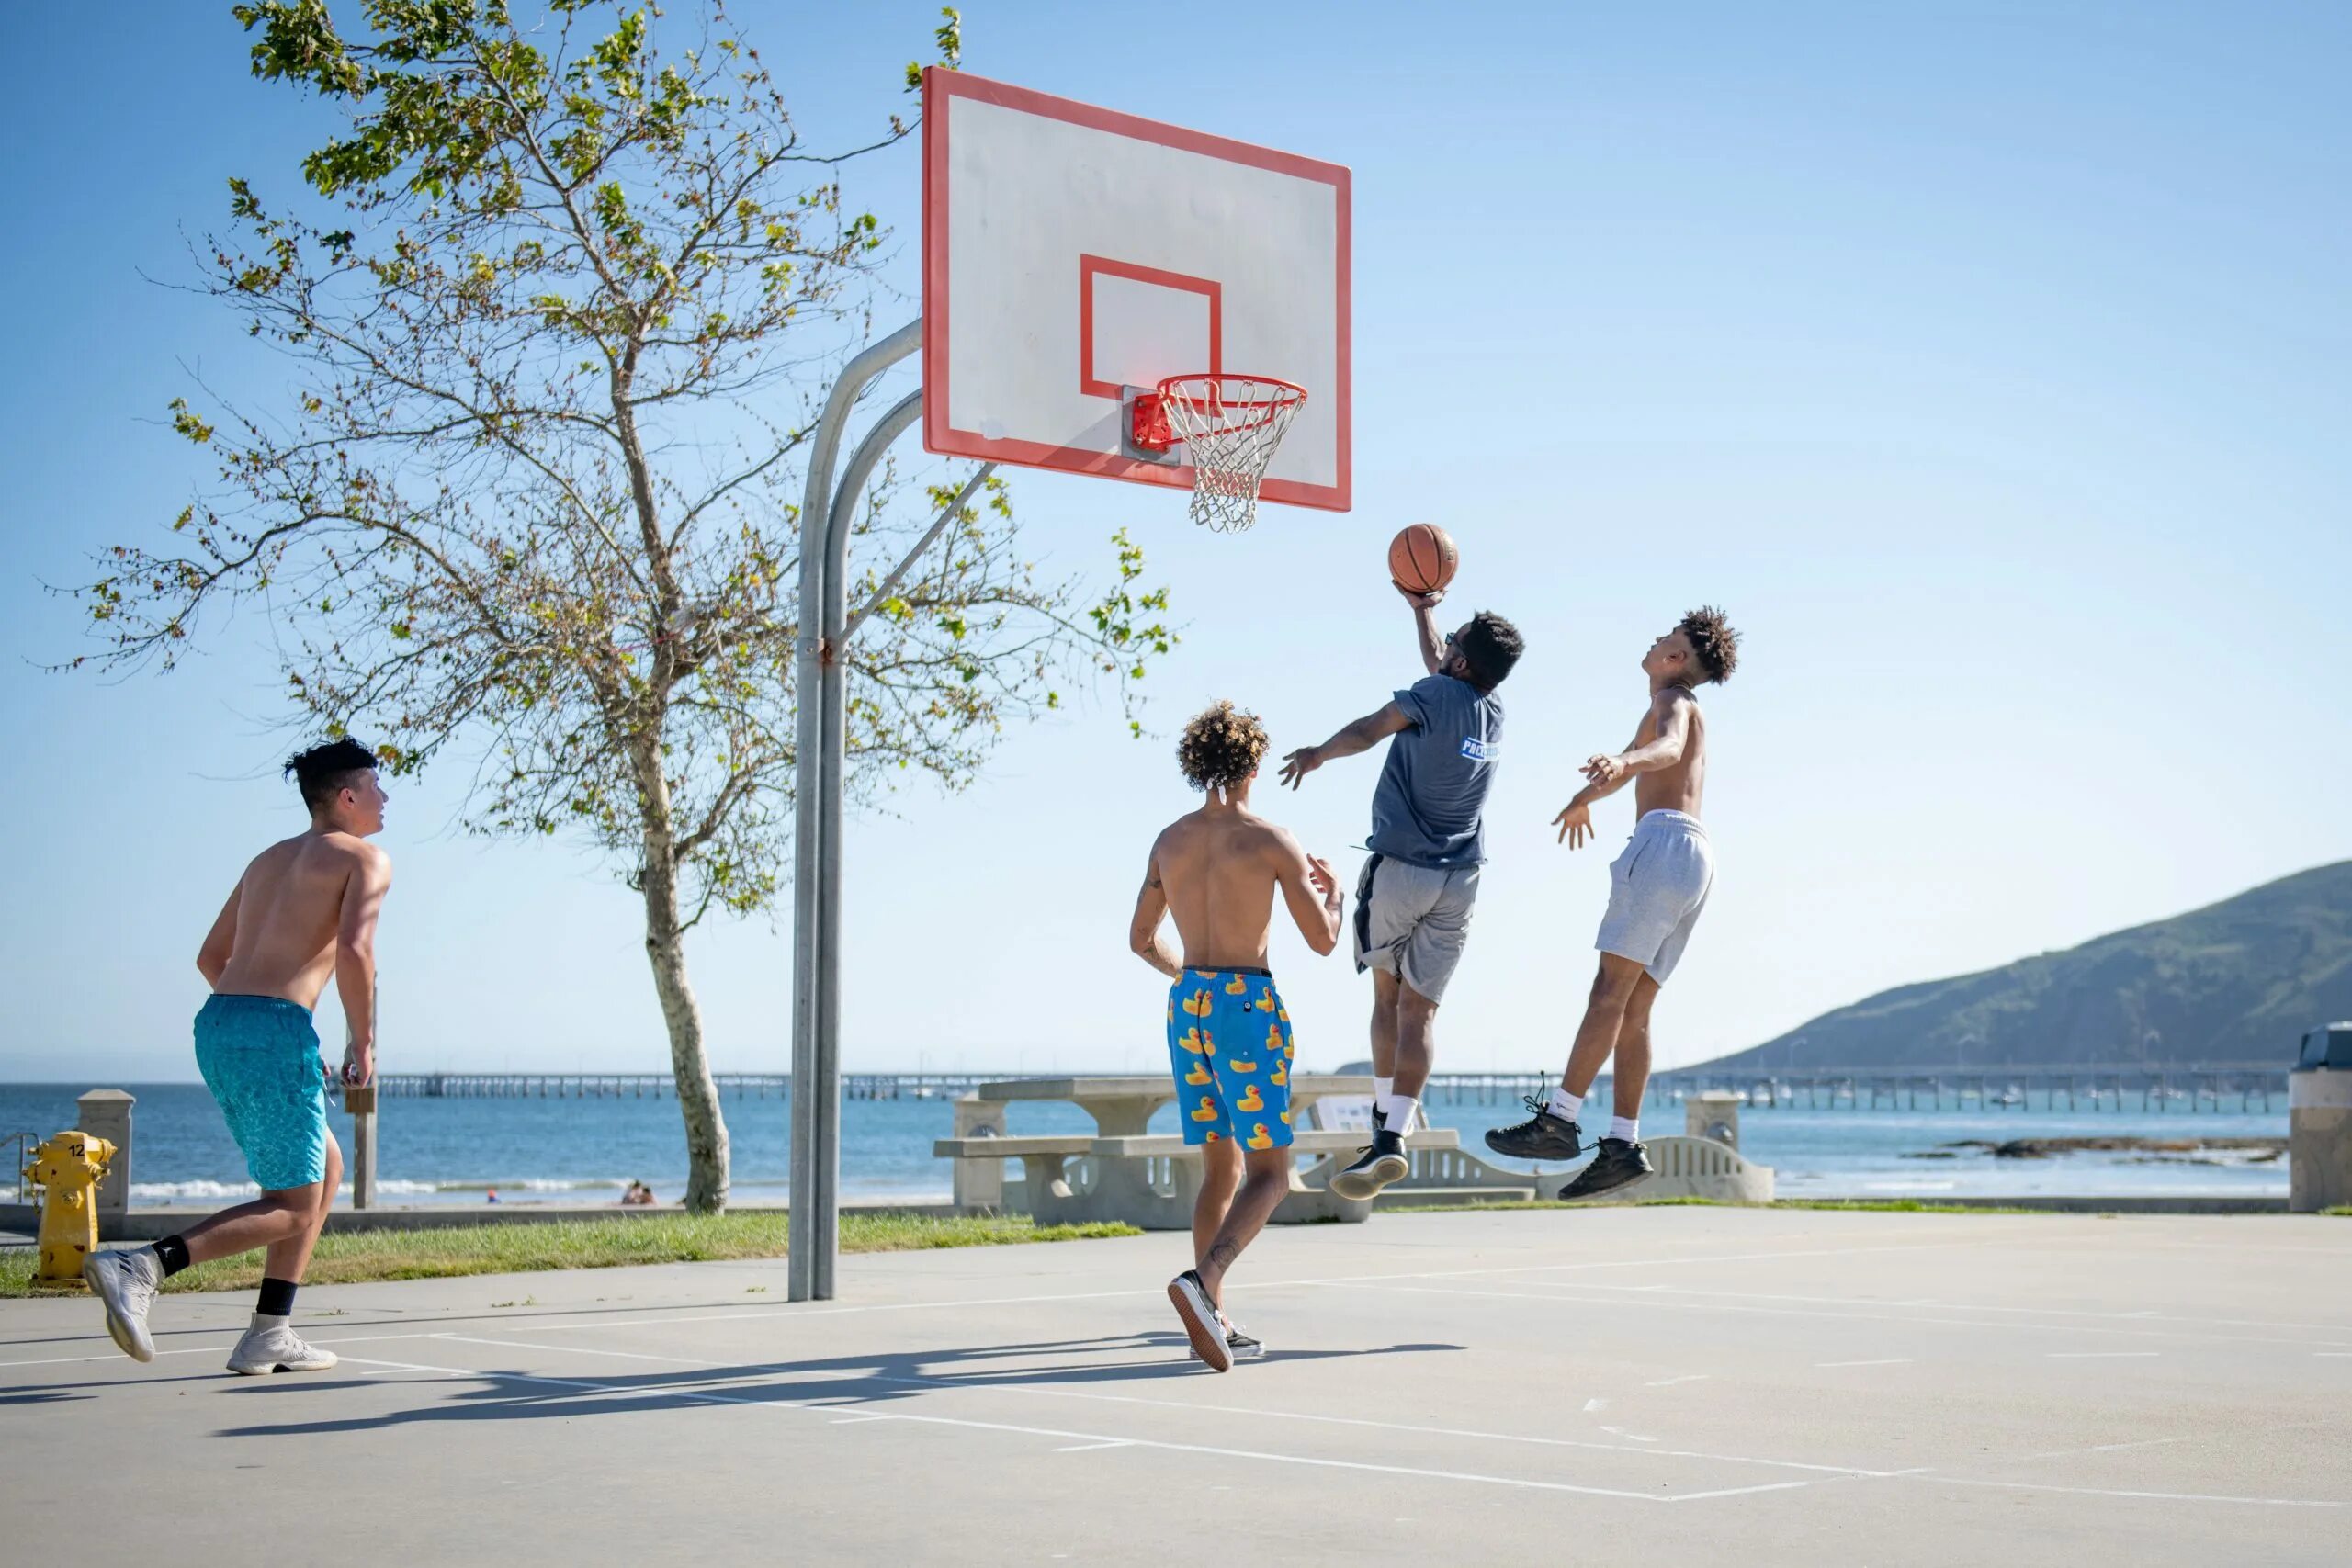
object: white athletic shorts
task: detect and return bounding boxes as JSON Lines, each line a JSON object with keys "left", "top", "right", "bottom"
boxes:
{"left": 1594, "top": 810, "right": 1713, "bottom": 985}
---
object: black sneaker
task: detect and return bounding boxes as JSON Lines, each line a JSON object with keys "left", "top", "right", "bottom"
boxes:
{"left": 1556, "top": 1138, "right": 1654, "bottom": 1201}
{"left": 1485, "top": 1095, "right": 1584, "bottom": 1161}
{"left": 1168, "top": 1269, "right": 1231, "bottom": 1371}
{"left": 1191, "top": 1310, "right": 1265, "bottom": 1363}
{"left": 1371, "top": 1102, "right": 1387, "bottom": 1134}
{"left": 1329, "top": 1128, "right": 1408, "bottom": 1200}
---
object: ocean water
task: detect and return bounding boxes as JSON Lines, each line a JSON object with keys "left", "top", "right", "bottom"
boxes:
{"left": 1, "top": 1081, "right": 2290, "bottom": 1207}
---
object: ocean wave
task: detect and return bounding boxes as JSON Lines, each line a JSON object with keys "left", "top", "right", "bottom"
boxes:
{"left": 127, "top": 1177, "right": 632, "bottom": 1201}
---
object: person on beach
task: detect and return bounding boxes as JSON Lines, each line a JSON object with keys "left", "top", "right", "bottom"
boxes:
{"left": 1131, "top": 702, "right": 1345, "bottom": 1371}
{"left": 1486, "top": 608, "right": 1739, "bottom": 1199}
{"left": 1277, "top": 585, "right": 1522, "bottom": 1199}
{"left": 84, "top": 739, "right": 392, "bottom": 1373}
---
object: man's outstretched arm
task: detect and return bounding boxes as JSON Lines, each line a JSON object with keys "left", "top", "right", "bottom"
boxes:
{"left": 1278, "top": 702, "right": 1414, "bottom": 790}
{"left": 1402, "top": 583, "right": 1447, "bottom": 673}
{"left": 1553, "top": 721, "right": 1649, "bottom": 847}
{"left": 1127, "top": 848, "right": 1182, "bottom": 979}
{"left": 1583, "top": 690, "right": 1694, "bottom": 784}
{"left": 335, "top": 845, "right": 393, "bottom": 1086}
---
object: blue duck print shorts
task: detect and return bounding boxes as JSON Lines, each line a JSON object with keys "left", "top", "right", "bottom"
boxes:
{"left": 1165, "top": 967, "right": 1295, "bottom": 1151}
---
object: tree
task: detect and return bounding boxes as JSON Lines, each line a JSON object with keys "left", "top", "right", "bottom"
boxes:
{"left": 67, "top": 0, "right": 1174, "bottom": 1211}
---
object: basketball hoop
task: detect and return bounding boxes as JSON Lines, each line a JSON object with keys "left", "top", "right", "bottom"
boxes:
{"left": 1131, "top": 375, "right": 1307, "bottom": 533}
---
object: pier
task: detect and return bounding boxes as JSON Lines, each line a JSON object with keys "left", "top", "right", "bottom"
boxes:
{"left": 352, "top": 1062, "right": 2288, "bottom": 1113}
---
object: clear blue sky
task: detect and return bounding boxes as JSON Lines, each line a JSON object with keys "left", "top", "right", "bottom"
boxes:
{"left": 2, "top": 2, "right": 2346, "bottom": 1082}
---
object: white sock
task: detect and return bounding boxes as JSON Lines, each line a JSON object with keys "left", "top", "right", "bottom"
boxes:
{"left": 249, "top": 1312, "right": 289, "bottom": 1332}
{"left": 1374, "top": 1076, "right": 1393, "bottom": 1105}
{"left": 1608, "top": 1115, "right": 1640, "bottom": 1144}
{"left": 1545, "top": 1086, "right": 1583, "bottom": 1122}
{"left": 1378, "top": 1093, "right": 1419, "bottom": 1135}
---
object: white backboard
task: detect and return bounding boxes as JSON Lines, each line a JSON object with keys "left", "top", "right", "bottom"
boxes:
{"left": 922, "top": 68, "right": 1351, "bottom": 512}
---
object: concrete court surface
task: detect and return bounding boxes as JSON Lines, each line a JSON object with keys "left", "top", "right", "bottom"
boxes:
{"left": 3, "top": 1208, "right": 2347, "bottom": 1566}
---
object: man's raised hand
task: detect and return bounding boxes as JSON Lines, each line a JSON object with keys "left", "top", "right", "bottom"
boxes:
{"left": 1554, "top": 802, "right": 1595, "bottom": 848}
{"left": 1278, "top": 747, "right": 1323, "bottom": 791}
{"left": 1306, "top": 853, "right": 1342, "bottom": 907}
{"left": 1394, "top": 581, "right": 1446, "bottom": 611}
{"left": 1580, "top": 753, "right": 1626, "bottom": 786}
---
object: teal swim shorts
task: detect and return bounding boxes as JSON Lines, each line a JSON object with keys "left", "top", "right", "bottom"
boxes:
{"left": 194, "top": 994, "right": 329, "bottom": 1191}
{"left": 1165, "top": 967, "right": 1296, "bottom": 1150}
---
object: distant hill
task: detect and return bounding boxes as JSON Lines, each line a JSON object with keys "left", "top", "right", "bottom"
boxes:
{"left": 1702, "top": 862, "right": 2352, "bottom": 1072}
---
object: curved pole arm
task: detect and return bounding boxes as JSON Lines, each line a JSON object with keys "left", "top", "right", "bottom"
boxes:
{"left": 844, "top": 462, "right": 998, "bottom": 641}
{"left": 821, "top": 387, "right": 927, "bottom": 637}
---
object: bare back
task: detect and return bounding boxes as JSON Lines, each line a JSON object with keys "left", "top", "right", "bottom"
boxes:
{"left": 210, "top": 832, "right": 389, "bottom": 1009}
{"left": 1633, "top": 690, "right": 1708, "bottom": 818}
{"left": 1151, "top": 809, "right": 1296, "bottom": 969}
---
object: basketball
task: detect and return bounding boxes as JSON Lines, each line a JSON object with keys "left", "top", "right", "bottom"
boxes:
{"left": 1387, "top": 524, "right": 1459, "bottom": 595}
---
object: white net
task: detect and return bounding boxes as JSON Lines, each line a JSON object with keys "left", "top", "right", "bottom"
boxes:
{"left": 1157, "top": 376, "right": 1307, "bottom": 533}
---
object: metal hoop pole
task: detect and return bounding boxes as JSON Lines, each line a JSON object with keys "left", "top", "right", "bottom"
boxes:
{"left": 791, "top": 317, "right": 921, "bottom": 1303}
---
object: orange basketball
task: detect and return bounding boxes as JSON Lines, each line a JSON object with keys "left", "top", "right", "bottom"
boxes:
{"left": 1387, "top": 524, "right": 1459, "bottom": 595}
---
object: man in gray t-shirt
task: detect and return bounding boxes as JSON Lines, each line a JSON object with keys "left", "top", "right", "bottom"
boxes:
{"left": 1278, "top": 584, "right": 1524, "bottom": 1199}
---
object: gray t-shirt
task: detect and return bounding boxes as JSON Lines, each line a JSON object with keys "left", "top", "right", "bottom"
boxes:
{"left": 1367, "top": 674, "right": 1502, "bottom": 869}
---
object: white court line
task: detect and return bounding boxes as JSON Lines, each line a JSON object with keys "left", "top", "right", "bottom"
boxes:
{"left": 1337, "top": 1281, "right": 2350, "bottom": 1352}
{"left": 0, "top": 1331, "right": 433, "bottom": 1371}
{"left": 423, "top": 1333, "right": 1915, "bottom": 1478}
{"left": 436, "top": 1240, "right": 1993, "bottom": 1344}
{"left": 337, "top": 1354, "right": 1787, "bottom": 1504}
{"left": 1539, "top": 1280, "right": 2352, "bottom": 1338}
{"left": 1051, "top": 1439, "right": 1136, "bottom": 1453}
{"left": 2003, "top": 1436, "right": 2195, "bottom": 1463}
{"left": 1645, "top": 1375, "right": 1711, "bottom": 1387}
{"left": 2046, "top": 1352, "right": 2161, "bottom": 1359}
{"left": 1816, "top": 1359, "right": 1914, "bottom": 1369}
{"left": 1582, "top": 1397, "right": 1611, "bottom": 1413}
{"left": 1910, "top": 1476, "right": 2348, "bottom": 1509}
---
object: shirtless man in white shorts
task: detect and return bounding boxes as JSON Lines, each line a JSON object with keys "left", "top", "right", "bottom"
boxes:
{"left": 1485, "top": 607, "right": 1740, "bottom": 1200}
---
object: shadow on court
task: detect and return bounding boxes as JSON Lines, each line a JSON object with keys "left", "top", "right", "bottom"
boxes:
{"left": 209, "top": 1333, "right": 1469, "bottom": 1438}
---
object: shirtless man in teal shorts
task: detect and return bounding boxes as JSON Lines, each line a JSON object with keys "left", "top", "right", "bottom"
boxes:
{"left": 85, "top": 739, "right": 393, "bottom": 1374}
{"left": 1130, "top": 702, "right": 1344, "bottom": 1371}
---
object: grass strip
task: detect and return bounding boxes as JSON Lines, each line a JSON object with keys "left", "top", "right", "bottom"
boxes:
{"left": 0, "top": 1211, "right": 1139, "bottom": 1298}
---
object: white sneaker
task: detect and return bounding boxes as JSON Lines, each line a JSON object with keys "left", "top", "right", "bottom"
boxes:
{"left": 84, "top": 1248, "right": 162, "bottom": 1363}
{"left": 227, "top": 1317, "right": 338, "bottom": 1376}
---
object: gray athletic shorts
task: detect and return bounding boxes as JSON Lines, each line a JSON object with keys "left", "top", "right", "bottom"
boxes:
{"left": 1595, "top": 809, "right": 1714, "bottom": 984}
{"left": 1353, "top": 854, "right": 1479, "bottom": 1004}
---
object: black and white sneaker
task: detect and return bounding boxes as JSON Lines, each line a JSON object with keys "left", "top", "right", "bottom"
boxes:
{"left": 1190, "top": 1310, "right": 1264, "bottom": 1363}
{"left": 1556, "top": 1138, "right": 1654, "bottom": 1201}
{"left": 1484, "top": 1095, "right": 1583, "bottom": 1161}
{"left": 1329, "top": 1129, "right": 1408, "bottom": 1201}
{"left": 1169, "top": 1269, "right": 1232, "bottom": 1371}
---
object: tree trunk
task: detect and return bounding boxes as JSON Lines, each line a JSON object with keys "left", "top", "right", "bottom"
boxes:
{"left": 640, "top": 821, "right": 731, "bottom": 1213}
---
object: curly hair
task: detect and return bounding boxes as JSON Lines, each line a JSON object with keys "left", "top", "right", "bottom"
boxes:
{"left": 1175, "top": 701, "right": 1270, "bottom": 794}
{"left": 1679, "top": 605, "right": 1740, "bottom": 685}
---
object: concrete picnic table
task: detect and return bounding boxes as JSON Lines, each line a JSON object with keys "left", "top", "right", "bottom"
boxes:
{"left": 976, "top": 1074, "right": 1375, "bottom": 1137}
{"left": 939, "top": 1075, "right": 1465, "bottom": 1229}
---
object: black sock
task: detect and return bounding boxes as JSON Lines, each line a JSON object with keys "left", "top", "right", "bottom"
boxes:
{"left": 256, "top": 1277, "right": 298, "bottom": 1318}
{"left": 152, "top": 1236, "right": 191, "bottom": 1277}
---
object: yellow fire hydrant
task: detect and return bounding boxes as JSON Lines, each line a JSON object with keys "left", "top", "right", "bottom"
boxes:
{"left": 26, "top": 1131, "right": 116, "bottom": 1288}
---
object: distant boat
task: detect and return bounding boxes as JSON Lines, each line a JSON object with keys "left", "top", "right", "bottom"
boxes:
{"left": 1995, "top": 1086, "right": 2024, "bottom": 1106}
